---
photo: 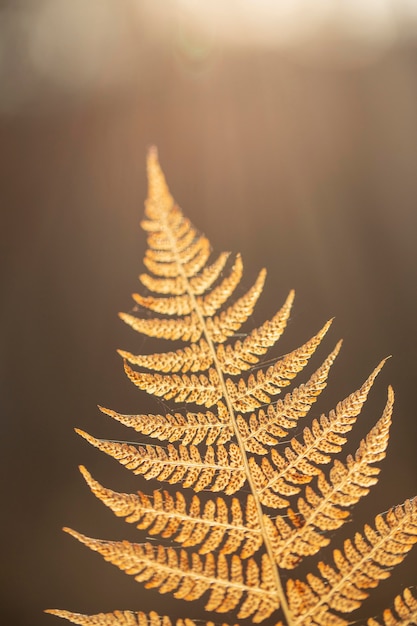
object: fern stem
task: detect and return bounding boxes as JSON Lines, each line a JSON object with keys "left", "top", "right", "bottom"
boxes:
{"left": 163, "top": 218, "right": 294, "bottom": 626}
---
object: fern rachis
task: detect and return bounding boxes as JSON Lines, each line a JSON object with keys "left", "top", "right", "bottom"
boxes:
{"left": 47, "top": 149, "right": 417, "bottom": 626}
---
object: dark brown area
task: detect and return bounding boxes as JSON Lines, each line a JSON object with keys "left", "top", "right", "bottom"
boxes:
{"left": 1, "top": 8, "right": 417, "bottom": 626}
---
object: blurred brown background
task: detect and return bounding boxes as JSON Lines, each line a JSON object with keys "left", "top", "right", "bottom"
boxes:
{"left": 1, "top": 2, "right": 417, "bottom": 625}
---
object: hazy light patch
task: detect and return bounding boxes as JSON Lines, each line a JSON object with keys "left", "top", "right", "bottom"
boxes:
{"left": 173, "top": 0, "right": 417, "bottom": 64}
{"left": 0, "top": 0, "right": 416, "bottom": 111}
{"left": 0, "top": 1, "right": 137, "bottom": 112}
{"left": 28, "top": 0, "right": 128, "bottom": 91}
{"left": 0, "top": 8, "right": 38, "bottom": 112}
{"left": 176, "top": 0, "right": 332, "bottom": 47}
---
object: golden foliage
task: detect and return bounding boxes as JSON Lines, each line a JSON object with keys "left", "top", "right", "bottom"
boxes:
{"left": 368, "top": 588, "right": 417, "bottom": 626}
{"left": 47, "top": 148, "right": 416, "bottom": 626}
{"left": 79, "top": 466, "right": 262, "bottom": 557}
{"left": 46, "top": 609, "right": 236, "bottom": 626}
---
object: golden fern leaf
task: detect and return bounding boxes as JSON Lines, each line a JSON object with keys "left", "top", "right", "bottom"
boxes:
{"left": 118, "top": 339, "right": 213, "bottom": 374}
{"left": 249, "top": 360, "right": 388, "bottom": 508}
{"left": 123, "top": 259, "right": 259, "bottom": 345}
{"left": 368, "top": 588, "right": 417, "bottom": 626}
{"left": 225, "top": 320, "right": 333, "bottom": 413}
{"left": 98, "top": 401, "right": 233, "bottom": 446}
{"left": 121, "top": 284, "right": 292, "bottom": 377}
{"left": 139, "top": 251, "right": 230, "bottom": 295}
{"left": 265, "top": 386, "right": 394, "bottom": 566}
{"left": 286, "top": 497, "right": 417, "bottom": 625}
{"left": 119, "top": 311, "right": 202, "bottom": 342}
{"left": 215, "top": 289, "right": 295, "bottom": 376}
{"left": 76, "top": 429, "right": 246, "bottom": 494}
{"left": 48, "top": 149, "right": 417, "bottom": 626}
{"left": 46, "top": 609, "right": 237, "bottom": 626}
{"left": 130, "top": 253, "right": 242, "bottom": 317}
{"left": 122, "top": 361, "right": 223, "bottom": 405}
{"left": 79, "top": 466, "right": 262, "bottom": 557}
{"left": 63, "top": 528, "right": 279, "bottom": 623}
{"left": 237, "top": 341, "right": 341, "bottom": 454}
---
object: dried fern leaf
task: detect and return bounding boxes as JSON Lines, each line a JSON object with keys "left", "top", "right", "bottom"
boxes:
{"left": 226, "top": 320, "right": 333, "bottom": 413}
{"left": 143, "top": 236, "right": 210, "bottom": 278}
{"left": 123, "top": 363, "right": 222, "bottom": 406}
{"left": 119, "top": 311, "right": 202, "bottom": 342}
{"left": 131, "top": 292, "right": 195, "bottom": 316}
{"left": 238, "top": 342, "right": 342, "bottom": 454}
{"left": 76, "top": 429, "right": 246, "bottom": 494}
{"left": 287, "top": 497, "right": 417, "bottom": 624}
{"left": 368, "top": 588, "right": 417, "bottom": 626}
{"left": 204, "top": 269, "right": 267, "bottom": 344}
{"left": 145, "top": 223, "right": 197, "bottom": 257}
{"left": 51, "top": 149, "right": 417, "bottom": 626}
{"left": 98, "top": 404, "right": 231, "bottom": 446}
{"left": 216, "top": 289, "right": 294, "bottom": 375}
{"left": 138, "top": 252, "right": 230, "bottom": 296}
{"left": 138, "top": 273, "right": 188, "bottom": 296}
{"left": 131, "top": 254, "right": 243, "bottom": 318}
{"left": 266, "top": 387, "right": 394, "bottom": 565}
{"left": 45, "top": 609, "right": 225, "bottom": 626}
{"left": 98, "top": 402, "right": 232, "bottom": 446}
{"left": 80, "top": 466, "right": 262, "bottom": 557}
{"left": 63, "top": 528, "right": 279, "bottom": 623}
{"left": 196, "top": 253, "right": 244, "bottom": 316}
{"left": 122, "top": 277, "right": 287, "bottom": 377}
{"left": 249, "top": 359, "right": 387, "bottom": 506}
{"left": 118, "top": 339, "right": 213, "bottom": 374}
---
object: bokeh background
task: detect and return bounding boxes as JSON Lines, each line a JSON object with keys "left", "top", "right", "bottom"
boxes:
{"left": 1, "top": 2, "right": 417, "bottom": 625}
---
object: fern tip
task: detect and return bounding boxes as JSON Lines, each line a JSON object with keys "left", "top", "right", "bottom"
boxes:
{"left": 78, "top": 465, "right": 90, "bottom": 478}
{"left": 62, "top": 527, "right": 87, "bottom": 544}
{"left": 74, "top": 428, "right": 95, "bottom": 445}
{"left": 97, "top": 405, "right": 111, "bottom": 416}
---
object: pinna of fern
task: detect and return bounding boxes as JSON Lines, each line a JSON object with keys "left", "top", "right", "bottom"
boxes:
{"left": 47, "top": 148, "right": 417, "bottom": 626}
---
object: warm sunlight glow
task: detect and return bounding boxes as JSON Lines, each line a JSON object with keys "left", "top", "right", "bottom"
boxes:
{"left": 174, "top": 0, "right": 404, "bottom": 48}
{"left": 1, "top": 0, "right": 417, "bottom": 111}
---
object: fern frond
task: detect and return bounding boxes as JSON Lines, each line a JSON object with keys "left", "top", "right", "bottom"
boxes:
{"left": 287, "top": 497, "right": 417, "bottom": 624}
{"left": 46, "top": 609, "right": 217, "bottom": 626}
{"left": 238, "top": 341, "right": 342, "bottom": 454}
{"left": 368, "top": 588, "right": 417, "bottom": 626}
{"left": 118, "top": 339, "right": 213, "bottom": 374}
{"left": 123, "top": 363, "right": 222, "bottom": 406}
{"left": 186, "top": 252, "right": 233, "bottom": 295}
{"left": 216, "top": 289, "right": 294, "bottom": 375}
{"left": 131, "top": 292, "right": 195, "bottom": 316}
{"left": 204, "top": 269, "right": 267, "bottom": 344}
{"left": 63, "top": 529, "right": 279, "bottom": 623}
{"left": 46, "top": 609, "right": 230, "bottom": 626}
{"left": 138, "top": 274, "right": 188, "bottom": 296}
{"left": 249, "top": 360, "right": 387, "bottom": 506}
{"left": 122, "top": 278, "right": 289, "bottom": 377}
{"left": 76, "top": 430, "right": 246, "bottom": 494}
{"left": 134, "top": 255, "right": 243, "bottom": 318}
{"left": 79, "top": 466, "right": 262, "bottom": 557}
{"left": 119, "top": 312, "right": 202, "bottom": 342}
{"left": 139, "top": 252, "right": 229, "bottom": 296}
{"left": 98, "top": 402, "right": 232, "bottom": 446}
{"left": 196, "top": 253, "right": 244, "bottom": 316}
{"left": 266, "top": 386, "right": 394, "bottom": 565}
{"left": 226, "top": 320, "right": 333, "bottom": 413}
{"left": 142, "top": 236, "right": 211, "bottom": 278}
{"left": 50, "top": 149, "right": 416, "bottom": 626}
